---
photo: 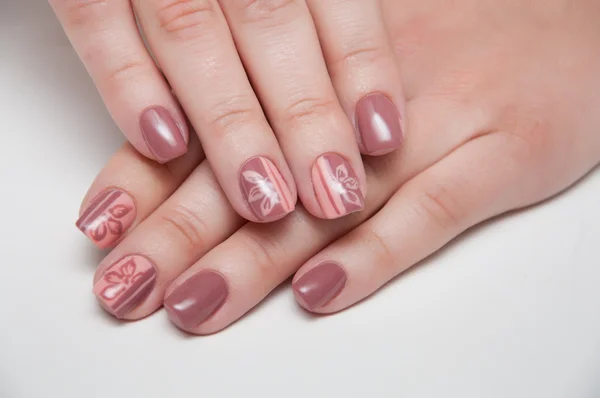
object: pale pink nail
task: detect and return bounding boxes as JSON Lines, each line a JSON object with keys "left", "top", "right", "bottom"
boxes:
{"left": 311, "top": 153, "right": 365, "bottom": 219}
{"left": 76, "top": 188, "right": 136, "bottom": 249}
{"left": 239, "top": 156, "right": 294, "bottom": 222}
{"left": 93, "top": 255, "right": 157, "bottom": 319}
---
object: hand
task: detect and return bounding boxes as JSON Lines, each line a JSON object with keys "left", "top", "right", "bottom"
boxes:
{"left": 76, "top": 0, "right": 600, "bottom": 333}
{"left": 51, "top": 0, "right": 407, "bottom": 224}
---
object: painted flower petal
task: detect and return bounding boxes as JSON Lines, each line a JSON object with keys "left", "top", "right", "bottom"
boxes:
{"left": 248, "top": 185, "right": 265, "bottom": 202}
{"left": 109, "top": 204, "right": 132, "bottom": 219}
{"left": 121, "top": 259, "right": 137, "bottom": 276}
{"left": 104, "top": 271, "right": 124, "bottom": 284}
{"left": 101, "top": 284, "right": 126, "bottom": 300}
{"left": 260, "top": 196, "right": 275, "bottom": 216}
{"left": 243, "top": 170, "right": 266, "bottom": 183}
{"left": 91, "top": 223, "right": 107, "bottom": 241}
{"left": 335, "top": 163, "right": 349, "bottom": 182}
{"left": 343, "top": 191, "right": 363, "bottom": 207}
{"left": 343, "top": 177, "right": 359, "bottom": 190}
{"left": 131, "top": 272, "right": 145, "bottom": 283}
{"left": 107, "top": 219, "right": 123, "bottom": 235}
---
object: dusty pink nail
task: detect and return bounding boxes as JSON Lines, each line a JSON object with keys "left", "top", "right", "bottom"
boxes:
{"left": 311, "top": 153, "right": 364, "bottom": 219}
{"left": 93, "top": 255, "right": 157, "bottom": 319}
{"left": 356, "top": 93, "right": 403, "bottom": 155}
{"left": 164, "top": 271, "right": 229, "bottom": 330}
{"left": 239, "top": 156, "right": 294, "bottom": 222}
{"left": 293, "top": 262, "right": 347, "bottom": 310}
{"left": 76, "top": 188, "right": 136, "bottom": 249}
{"left": 140, "top": 106, "right": 188, "bottom": 163}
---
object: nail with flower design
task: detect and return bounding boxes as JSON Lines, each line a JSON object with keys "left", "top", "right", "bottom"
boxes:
{"left": 76, "top": 188, "right": 137, "bottom": 249}
{"left": 311, "top": 153, "right": 365, "bottom": 219}
{"left": 239, "top": 156, "right": 294, "bottom": 222}
{"left": 93, "top": 255, "right": 157, "bottom": 319}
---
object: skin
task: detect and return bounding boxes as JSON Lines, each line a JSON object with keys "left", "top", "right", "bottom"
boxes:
{"left": 77, "top": 0, "right": 600, "bottom": 334}
{"left": 51, "top": 0, "right": 410, "bottom": 222}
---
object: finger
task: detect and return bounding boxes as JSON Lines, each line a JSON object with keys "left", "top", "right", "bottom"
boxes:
{"left": 159, "top": 94, "right": 484, "bottom": 334}
{"left": 76, "top": 135, "right": 203, "bottom": 249}
{"left": 49, "top": 0, "right": 190, "bottom": 163}
{"left": 91, "top": 160, "right": 244, "bottom": 320}
{"left": 218, "top": 0, "right": 367, "bottom": 219}
{"left": 132, "top": 0, "right": 296, "bottom": 223}
{"left": 307, "top": 0, "right": 405, "bottom": 156}
{"left": 292, "top": 132, "right": 527, "bottom": 312}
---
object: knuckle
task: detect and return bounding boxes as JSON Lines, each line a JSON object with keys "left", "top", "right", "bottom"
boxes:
{"left": 240, "top": 233, "right": 281, "bottom": 281}
{"left": 417, "top": 184, "right": 462, "bottom": 232}
{"left": 159, "top": 204, "right": 208, "bottom": 254}
{"left": 51, "top": 0, "right": 111, "bottom": 27}
{"left": 107, "top": 59, "right": 149, "bottom": 83}
{"left": 152, "top": 0, "right": 218, "bottom": 39}
{"left": 205, "top": 96, "right": 259, "bottom": 138}
{"left": 231, "top": 0, "right": 297, "bottom": 25}
{"left": 364, "top": 229, "right": 396, "bottom": 271}
{"left": 281, "top": 96, "right": 338, "bottom": 127}
{"left": 329, "top": 42, "right": 389, "bottom": 70}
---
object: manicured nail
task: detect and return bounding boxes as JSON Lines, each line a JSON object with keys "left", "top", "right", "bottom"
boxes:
{"left": 76, "top": 188, "right": 136, "bottom": 249}
{"left": 239, "top": 156, "right": 294, "bottom": 222}
{"left": 311, "top": 153, "right": 365, "bottom": 219}
{"left": 93, "top": 255, "right": 157, "bottom": 319}
{"left": 140, "top": 106, "right": 187, "bottom": 163}
{"left": 356, "top": 93, "right": 403, "bottom": 155}
{"left": 164, "top": 271, "right": 229, "bottom": 330}
{"left": 293, "top": 262, "right": 347, "bottom": 310}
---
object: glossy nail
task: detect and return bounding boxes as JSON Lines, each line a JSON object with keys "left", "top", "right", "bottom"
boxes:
{"left": 76, "top": 188, "right": 136, "bottom": 249}
{"left": 239, "top": 156, "right": 294, "bottom": 222}
{"left": 311, "top": 153, "right": 364, "bottom": 219}
{"left": 140, "top": 106, "right": 187, "bottom": 163}
{"left": 164, "top": 271, "right": 229, "bottom": 330}
{"left": 93, "top": 255, "right": 157, "bottom": 319}
{"left": 293, "top": 262, "right": 347, "bottom": 310}
{"left": 356, "top": 93, "right": 403, "bottom": 155}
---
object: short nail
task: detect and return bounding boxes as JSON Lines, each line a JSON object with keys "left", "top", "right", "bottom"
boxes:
{"left": 164, "top": 271, "right": 229, "bottom": 330}
{"left": 93, "top": 255, "right": 157, "bottom": 319}
{"left": 356, "top": 93, "right": 403, "bottom": 155}
{"left": 311, "top": 153, "right": 365, "bottom": 219}
{"left": 140, "top": 106, "right": 187, "bottom": 163}
{"left": 76, "top": 188, "right": 136, "bottom": 249}
{"left": 293, "top": 262, "right": 347, "bottom": 310}
{"left": 239, "top": 156, "right": 294, "bottom": 222}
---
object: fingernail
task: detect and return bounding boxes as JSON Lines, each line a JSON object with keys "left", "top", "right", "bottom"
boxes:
{"left": 239, "top": 156, "right": 294, "bottom": 222}
{"left": 93, "top": 255, "right": 157, "bottom": 319}
{"left": 311, "top": 153, "right": 365, "bottom": 219}
{"left": 356, "top": 93, "right": 403, "bottom": 155}
{"left": 76, "top": 188, "right": 136, "bottom": 249}
{"left": 293, "top": 262, "right": 347, "bottom": 310}
{"left": 140, "top": 106, "right": 188, "bottom": 163}
{"left": 164, "top": 271, "right": 229, "bottom": 330}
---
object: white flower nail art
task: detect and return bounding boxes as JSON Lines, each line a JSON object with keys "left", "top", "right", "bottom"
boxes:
{"left": 243, "top": 170, "right": 281, "bottom": 216}
{"left": 329, "top": 164, "right": 362, "bottom": 207}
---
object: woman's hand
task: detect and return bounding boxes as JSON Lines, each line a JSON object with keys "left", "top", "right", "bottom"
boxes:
{"left": 51, "top": 0, "right": 407, "bottom": 224}
{"left": 76, "top": 0, "right": 600, "bottom": 332}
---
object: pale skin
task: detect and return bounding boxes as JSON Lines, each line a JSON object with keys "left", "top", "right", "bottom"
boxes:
{"left": 72, "top": 0, "right": 600, "bottom": 334}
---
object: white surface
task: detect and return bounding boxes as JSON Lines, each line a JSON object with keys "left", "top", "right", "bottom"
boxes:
{"left": 1, "top": 2, "right": 599, "bottom": 398}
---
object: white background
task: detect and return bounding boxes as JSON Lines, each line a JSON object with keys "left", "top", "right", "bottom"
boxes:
{"left": 1, "top": 2, "right": 599, "bottom": 397}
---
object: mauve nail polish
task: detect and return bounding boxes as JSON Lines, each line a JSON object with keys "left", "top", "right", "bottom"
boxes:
{"left": 93, "top": 255, "right": 157, "bottom": 319}
{"left": 356, "top": 93, "right": 403, "bottom": 155}
{"left": 293, "top": 262, "right": 347, "bottom": 310}
{"left": 164, "top": 271, "right": 229, "bottom": 330}
{"left": 239, "top": 156, "right": 294, "bottom": 222}
{"left": 140, "top": 106, "right": 187, "bottom": 163}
